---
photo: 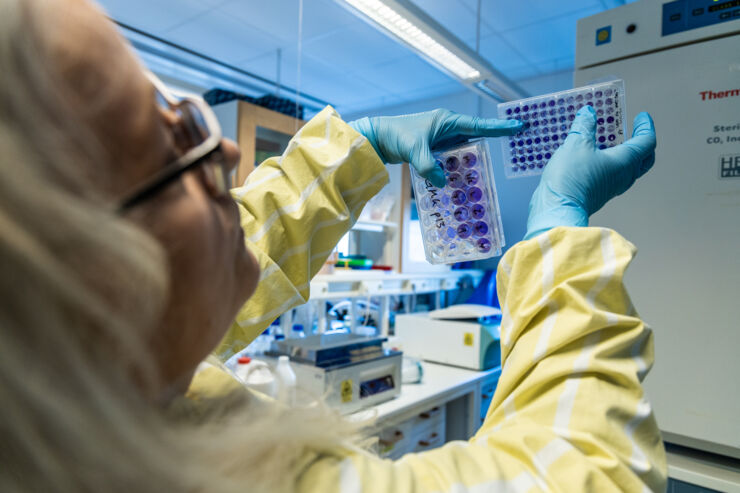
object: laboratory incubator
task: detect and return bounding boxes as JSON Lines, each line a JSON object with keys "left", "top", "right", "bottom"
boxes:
{"left": 395, "top": 305, "right": 501, "bottom": 371}
{"left": 575, "top": 0, "right": 740, "bottom": 463}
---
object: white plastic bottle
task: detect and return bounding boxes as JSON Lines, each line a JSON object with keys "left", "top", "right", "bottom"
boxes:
{"left": 275, "top": 355, "right": 297, "bottom": 405}
{"left": 235, "top": 356, "right": 277, "bottom": 397}
{"left": 234, "top": 356, "right": 252, "bottom": 382}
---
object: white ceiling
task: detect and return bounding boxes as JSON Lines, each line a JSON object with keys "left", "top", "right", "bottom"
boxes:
{"left": 97, "top": 0, "right": 634, "bottom": 115}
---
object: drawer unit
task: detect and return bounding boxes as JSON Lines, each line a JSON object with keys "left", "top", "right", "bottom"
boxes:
{"left": 377, "top": 405, "right": 447, "bottom": 460}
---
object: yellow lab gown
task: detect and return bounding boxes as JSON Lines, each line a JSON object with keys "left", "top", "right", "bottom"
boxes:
{"left": 197, "top": 106, "right": 667, "bottom": 492}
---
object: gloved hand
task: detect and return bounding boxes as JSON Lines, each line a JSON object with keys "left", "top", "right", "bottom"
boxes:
{"left": 349, "top": 109, "right": 523, "bottom": 187}
{"left": 524, "top": 106, "right": 656, "bottom": 240}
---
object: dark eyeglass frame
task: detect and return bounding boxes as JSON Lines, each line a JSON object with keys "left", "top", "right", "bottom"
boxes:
{"left": 117, "top": 71, "right": 225, "bottom": 212}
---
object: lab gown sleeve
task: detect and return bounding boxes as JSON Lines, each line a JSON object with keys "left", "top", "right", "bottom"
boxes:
{"left": 215, "top": 106, "right": 389, "bottom": 359}
{"left": 296, "top": 227, "right": 668, "bottom": 493}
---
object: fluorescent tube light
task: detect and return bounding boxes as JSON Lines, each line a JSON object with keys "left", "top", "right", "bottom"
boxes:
{"left": 336, "top": 0, "right": 528, "bottom": 101}
{"left": 344, "top": 0, "right": 480, "bottom": 80}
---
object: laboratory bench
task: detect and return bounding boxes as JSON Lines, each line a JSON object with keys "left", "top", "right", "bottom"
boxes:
{"left": 353, "top": 362, "right": 501, "bottom": 460}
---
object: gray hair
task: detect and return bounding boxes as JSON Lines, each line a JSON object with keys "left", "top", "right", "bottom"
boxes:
{"left": 0, "top": 1, "right": 365, "bottom": 491}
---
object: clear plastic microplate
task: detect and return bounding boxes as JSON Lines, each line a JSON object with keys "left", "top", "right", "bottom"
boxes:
{"left": 498, "top": 79, "right": 626, "bottom": 178}
{"left": 410, "top": 139, "right": 505, "bottom": 265}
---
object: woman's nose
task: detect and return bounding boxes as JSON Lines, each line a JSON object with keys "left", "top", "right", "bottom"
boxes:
{"left": 221, "top": 138, "right": 241, "bottom": 174}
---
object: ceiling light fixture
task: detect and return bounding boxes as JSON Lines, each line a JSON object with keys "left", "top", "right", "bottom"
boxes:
{"left": 336, "top": 0, "right": 528, "bottom": 102}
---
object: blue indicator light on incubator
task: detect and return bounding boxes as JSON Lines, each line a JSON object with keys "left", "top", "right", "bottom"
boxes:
{"left": 596, "top": 26, "right": 611, "bottom": 45}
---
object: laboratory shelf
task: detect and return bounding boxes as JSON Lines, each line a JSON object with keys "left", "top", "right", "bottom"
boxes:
{"left": 300, "top": 270, "right": 485, "bottom": 337}
{"left": 310, "top": 270, "right": 484, "bottom": 300}
{"left": 351, "top": 220, "right": 399, "bottom": 232}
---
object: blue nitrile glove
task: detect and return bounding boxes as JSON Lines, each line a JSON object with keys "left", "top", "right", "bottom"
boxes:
{"left": 524, "top": 106, "right": 656, "bottom": 240}
{"left": 349, "top": 109, "right": 524, "bottom": 187}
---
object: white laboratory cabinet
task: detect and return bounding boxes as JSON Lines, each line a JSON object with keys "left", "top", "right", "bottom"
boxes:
{"left": 575, "top": 0, "right": 740, "bottom": 465}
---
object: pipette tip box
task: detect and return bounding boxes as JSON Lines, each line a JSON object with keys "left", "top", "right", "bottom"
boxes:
{"left": 410, "top": 139, "right": 505, "bottom": 265}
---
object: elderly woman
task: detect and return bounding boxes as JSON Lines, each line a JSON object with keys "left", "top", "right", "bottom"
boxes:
{"left": 0, "top": 0, "right": 666, "bottom": 491}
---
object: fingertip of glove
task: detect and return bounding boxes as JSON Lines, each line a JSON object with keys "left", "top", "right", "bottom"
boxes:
{"left": 576, "top": 105, "right": 596, "bottom": 118}
{"left": 428, "top": 167, "right": 446, "bottom": 188}
{"left": 633, "top": 112, "right": 656, "bottom": 134}
{"left": 503, "top": 119, "right": 525, "bottom": 135}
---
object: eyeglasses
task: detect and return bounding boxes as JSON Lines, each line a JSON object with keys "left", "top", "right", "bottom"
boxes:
{"left": 117, "top": 71, "right": 231, "bottom": 212}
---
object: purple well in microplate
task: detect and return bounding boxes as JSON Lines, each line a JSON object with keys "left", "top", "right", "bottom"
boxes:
{"left": 454, "top": 207, "right": 469, "bottom": 221}
{"left": 457, "top": 223, "right": 472, "bottom": 239}
{"left": 471, "top": 204, "right": 485, "bottom": 219}
{"left": 451, "top": 190, "right": 467, "bottom": 205}
{"left": 448, "top": 173, "right": 463, "bottom": 188}
{"left": 477, "top": 238, "right": 492, "bottom": 253}
{"left": 473, "top": 221, "right": 488, "bottom": 236}
{"left": 467, "top": 187, "right": 483, "bottom": 202}
{"left": 445, "top": 156, "right": 460, "bottom": 172}
{"left": 464, "top": 170, "right": 479, "bottom": 186}
{"left": 462, "top": 152, "right": 477, "bottom": 167}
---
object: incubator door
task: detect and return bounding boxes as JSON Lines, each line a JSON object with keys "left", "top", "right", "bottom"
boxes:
{"left": 577, "top": 29, "right": 740, "bottom": 457}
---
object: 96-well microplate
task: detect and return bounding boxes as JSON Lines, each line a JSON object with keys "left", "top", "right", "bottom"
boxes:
{"left": 410, "top": 139, "right": 505, "bottom": 265}
{"left": 499, "top": 79, "right": 625, "bottom": 178}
